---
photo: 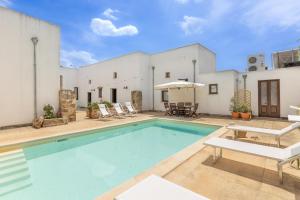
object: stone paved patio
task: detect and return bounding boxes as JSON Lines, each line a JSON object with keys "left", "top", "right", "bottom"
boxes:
{"left": 1, "top": 111, "right": 300, "bottom": 200}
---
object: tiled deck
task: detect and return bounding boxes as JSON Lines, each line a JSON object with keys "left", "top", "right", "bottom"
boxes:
{"left": 1, "top": 111, "right": 300, "bottom": 200}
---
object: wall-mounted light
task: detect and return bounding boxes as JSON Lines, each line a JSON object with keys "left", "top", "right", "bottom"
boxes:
{"left": 123, "top": 86, "right": 128, "bottom": 89}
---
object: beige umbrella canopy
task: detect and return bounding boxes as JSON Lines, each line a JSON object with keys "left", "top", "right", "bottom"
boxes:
{"left": 154, "top": 81, "right": 205, "bottom": 90}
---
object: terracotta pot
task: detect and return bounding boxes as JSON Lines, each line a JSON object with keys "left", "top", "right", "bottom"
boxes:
{"left": 231, "top": 112, "right": 240, "bottom": 119}
{"left": 90, "top": 108, "right": 99, "bottom": 119}
{"left": 241, "top": 112, "right": 251, "bottom": 120}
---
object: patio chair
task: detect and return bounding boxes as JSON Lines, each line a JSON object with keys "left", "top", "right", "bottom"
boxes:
{"left": 98, "top": 104, "right": 113, "bottom": 118}
{"left": 227, "top": 122, "right": 300, "bottom": 147}
{"left": 185, "top": 102, "right": 192, "bottom": 107}
{"left": 124, "top": 102, "right": 138, "bottom": 115}
{"left": 177, "top": 102, "right": 185, "bottom": 116}
{"left": 190, "top": 103, "right": 198, "bottom": 117}
{"left": 115, "top": 175, "right": 209, "bottom": 200}
{"left": 113, "top": 103, "right": 127, "bottom": 118}
{"left": 163, "top": 102, "right": 171, "bottom": 116}
{"left": 169, "top": 103, "right": 178, "bottom": 115}
{"left": 204, "top": 137, "right": 300, "bottom": 183}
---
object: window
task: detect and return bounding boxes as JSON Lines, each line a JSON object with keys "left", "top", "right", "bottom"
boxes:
{"left": 161, "top": 90, "right": 169, "bottom": 102}
{"left": 113, "top": 72, "right": 117, "bottom": 79}
{"left": 98, "top": 87, "right": 103, "bottom": 98}
{"left": 74, "top": 87, "right": 79, "bottom": 100}
{"left": 209, "top": 84, "right": 218, "bottom": 95}
{"left": 88, "top": 80, "right": 92, "bottom": 84}
{"left": 165, "top": 72, "right": 170, "bottom": 78}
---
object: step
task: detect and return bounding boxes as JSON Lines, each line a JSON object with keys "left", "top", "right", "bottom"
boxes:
{"left": 0, "top": 164, "right": 29, "bottom": 178}
{"left": 0, "top": 178, "right": 31, "bottom": 196}
{"left": 0, "top": 157, "right": 27, "bottom": 170}
{"left": 0, "top": 150, "right": 23, "bottom": 159}
{"left": 0, "top": 153, "right": 25, "bottom": 164}
{"left": 0, "top": 170, "right": 30, "bottom": 186}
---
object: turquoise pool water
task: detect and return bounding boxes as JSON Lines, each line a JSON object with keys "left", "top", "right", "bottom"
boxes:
{"left": 1, "top": 119, "right": 219, "bottom": 200}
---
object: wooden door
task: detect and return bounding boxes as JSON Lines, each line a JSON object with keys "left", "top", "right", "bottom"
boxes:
{"left": 258, "top": 80, "right": 280, "bottom": 117}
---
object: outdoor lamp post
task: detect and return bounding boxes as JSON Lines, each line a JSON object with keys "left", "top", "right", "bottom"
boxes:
{"left": 152, "top": 66, "right": 155, "bottom": 111}
{"left": 192, "top": 59, "right": 197, "bottom": 105}
{"left": 31, "top": 37, "right": 39, "bottom": 119}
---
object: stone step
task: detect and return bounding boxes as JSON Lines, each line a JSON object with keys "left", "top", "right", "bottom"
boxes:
{"left": 0, "top": 150, "right": 23, "bottom": 160}
{"left": 0, "top": 178, "right": 31, "bottom": 196}
{"left": 0, "top": 170, "right": 30, "bottom": 186}
{"left": 0, "top": 157, "right": 26, "bottom": 170}
{"left": 0, "top": 152, "right": 24, "bottom": 165}
{"left": 0, "top": 164, "right": 29, "bottom": 178}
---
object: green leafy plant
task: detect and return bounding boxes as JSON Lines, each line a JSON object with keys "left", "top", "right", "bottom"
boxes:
{"left": 229, "top": 97, "right": 240, "bottom": 112}
{"left": 43, "top": 104, "right": 56, "bottom": 119}
{"left": 239, "top": 103, "right": 251, "bottom": 113}
{"left": 87, "top": 102, "right": 99, "bottom": 110}
{"left": 102, "top": 101, "right": 113, "bottom": 108}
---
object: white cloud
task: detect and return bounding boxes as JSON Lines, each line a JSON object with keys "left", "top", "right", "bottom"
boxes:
{"left": 61, "top": 50, "right": 97, "bottom": 67}
{"left": 102, "top": 8, "right": 119, "bottom": 20}
{"left": 243, "top": 0, "right": 300, "bottom": 33}
{"left": 90, "top": 18, "right": 138, "bottom": 37}
{"left": 0, "top": 0, "right": 12, "bottom": 7}
{"left": 179, "top": 16, "right": 206, "bottom": 35}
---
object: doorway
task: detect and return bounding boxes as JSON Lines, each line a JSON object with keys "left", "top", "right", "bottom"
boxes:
{"left": 111, "top": 88, "right": 117, "bottom": 103}
{"left": 258, "top": 79, "right": 280, "bottom": 117}
{"left": 87, "top": 92, "right": 92, "bottom": 105}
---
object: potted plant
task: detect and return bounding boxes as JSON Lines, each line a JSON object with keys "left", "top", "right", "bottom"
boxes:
{"left": 43, "top": 104, "right": 56, "bottom": 119}
{"left": 87, "top": 102, "right": 99, "bottom": 119}
{"left": 240, "top": 104, "right": 252, "bottom": 120}
{"left": 229, "top": 97, "right": 240, "bottom": 119}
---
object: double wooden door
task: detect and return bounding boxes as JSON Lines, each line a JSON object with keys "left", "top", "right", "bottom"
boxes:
{"left": 258, "top": 80, "right": 280, "bottom": 118}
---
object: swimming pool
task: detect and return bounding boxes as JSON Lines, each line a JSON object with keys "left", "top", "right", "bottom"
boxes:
{"left": 0, "top": 119, "right": 219, "bottom": 200}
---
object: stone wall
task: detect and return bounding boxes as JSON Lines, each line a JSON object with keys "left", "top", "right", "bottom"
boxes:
{"left": 131, "top": 90, "right": 142, "bottom": 112}
{"left": 59, "top": 90, "right": 76, "bottom": 122}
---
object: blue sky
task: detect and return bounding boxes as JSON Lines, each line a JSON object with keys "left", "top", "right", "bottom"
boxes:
{"left": 1, "top": 0, "right": 300, "bottom": 71}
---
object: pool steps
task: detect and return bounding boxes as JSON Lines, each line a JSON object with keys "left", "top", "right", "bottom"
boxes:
{"left": 0, "top": 149, "right": 31, "bottom": 196}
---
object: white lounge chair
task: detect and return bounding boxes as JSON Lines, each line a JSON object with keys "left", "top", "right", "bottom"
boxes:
{"left": 124, "top": 102, "right": 137, "bottom": 115}
{"left": 204, "top": 137, "right": 300, "bottom": 183}
{"left": 98, "top": 104, "right": 112, "bottom": 118}
{"left": 113, "top": 103, "right": 127, "bottom": 118}
{"left": 115, "top": 175, "right": 209, "bottom": 200}
{"left": 288, "top": 105, "right": 300, "bottom": 122}
{"left": 227, "top": 122, "right": 300, "bottom": 147}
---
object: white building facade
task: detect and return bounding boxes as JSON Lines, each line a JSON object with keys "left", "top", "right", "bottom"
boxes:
{"left": 0, "top": 7, "right": 60, "bottom": 128}
{"left": 60, "top": 44, "right": 300, "bottom": 119}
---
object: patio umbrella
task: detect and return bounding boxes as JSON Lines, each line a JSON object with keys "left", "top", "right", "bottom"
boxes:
{"left": 154, "top": 81, "right": 205, "bottom": 90}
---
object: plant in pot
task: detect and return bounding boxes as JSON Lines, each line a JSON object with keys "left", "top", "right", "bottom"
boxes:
{"left": 87, "top": 102, "right": 99, "bottom": 119}
{"left": 43, "top": 104, "right": 56, "bottom": 119}
{"left": 229, "top": 97, "right": 240, "bottom": 119}
{"left": 240, "top": 104, "right": 252, "bottom": 120}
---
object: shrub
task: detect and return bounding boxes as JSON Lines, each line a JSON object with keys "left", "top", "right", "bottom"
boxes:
{"left": 43, "top": 104, "right": 56, "bottom": 119}
{"left": 87, "top": 102, "right": 99, "bottom": 110}
{"left": 229, "top": 97, "right": 240, "bottom": 112}
{"left": 102, "top": 101, "right": 113, "bottom": 108}
{"left": 239, "top": 103, "right": 251, "bottom": 113}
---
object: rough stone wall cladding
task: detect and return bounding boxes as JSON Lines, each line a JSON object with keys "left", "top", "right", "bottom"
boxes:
{"left": 59, "top": 90, "right": 76, "bottom": 122}
{"left": 131, "top": 90, "right": 142, "bottom": 112}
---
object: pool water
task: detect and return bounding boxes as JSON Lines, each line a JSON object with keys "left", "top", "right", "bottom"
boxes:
{"left": 1, "top": 119, "right": 219, "bottom": 200}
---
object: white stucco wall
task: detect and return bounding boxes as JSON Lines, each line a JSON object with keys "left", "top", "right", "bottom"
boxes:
{"left": 76, "top": 52, "right": 151, "bottom": 110}
{"left": 60, "top": 67, "right": 78, "bottom": 90}
{"left": 151, "top": 44, "right": 216, "bottom": 111}
{"left": 198, "top": 70, "right": 238, "bottom": 115}
{"left": 0, "top": 8, "right": 60, "bottom": 127}
{"left": 240, "top": 67, "right": 300, "bottom": 117}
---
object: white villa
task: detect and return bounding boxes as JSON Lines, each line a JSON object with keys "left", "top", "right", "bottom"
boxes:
{"left": 1, "top": 7, "right": 300, "bottom": 128}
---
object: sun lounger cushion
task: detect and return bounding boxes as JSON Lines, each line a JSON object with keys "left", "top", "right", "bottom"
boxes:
{"left": 115, "top": 175, "right": 209, "bottom": 200}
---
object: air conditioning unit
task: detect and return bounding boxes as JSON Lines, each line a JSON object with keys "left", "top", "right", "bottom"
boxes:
{"left": 247, "top": 54, "right": 267, "bottom": 72}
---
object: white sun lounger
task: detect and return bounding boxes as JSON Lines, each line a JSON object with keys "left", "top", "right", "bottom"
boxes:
{"left": 124, "top": 102, "right": 137, "bottom": 114}
{"left": 115, "top": 175, "right": 209, "bottom": 200}
{"left": 288, "top": 115, "right": 300, "bottom": 122}
{"left": 290, "top": 105, "right": 300, "bottom": 111}
{"left": 98, "top": 104, "right": 112, "bottom": 118}
{"left": 113, "top": 103, "right": 127, "bottom": 118}
{"left": 204, "top": 137, "right": 300, "bottom": 183}
{"left": 227, "top": 122, "right": 300, "bottom": 147}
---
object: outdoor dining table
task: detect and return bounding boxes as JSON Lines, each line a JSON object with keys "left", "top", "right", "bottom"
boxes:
{"left": 170, "top": 105, "right": 194, "bottom": 116}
